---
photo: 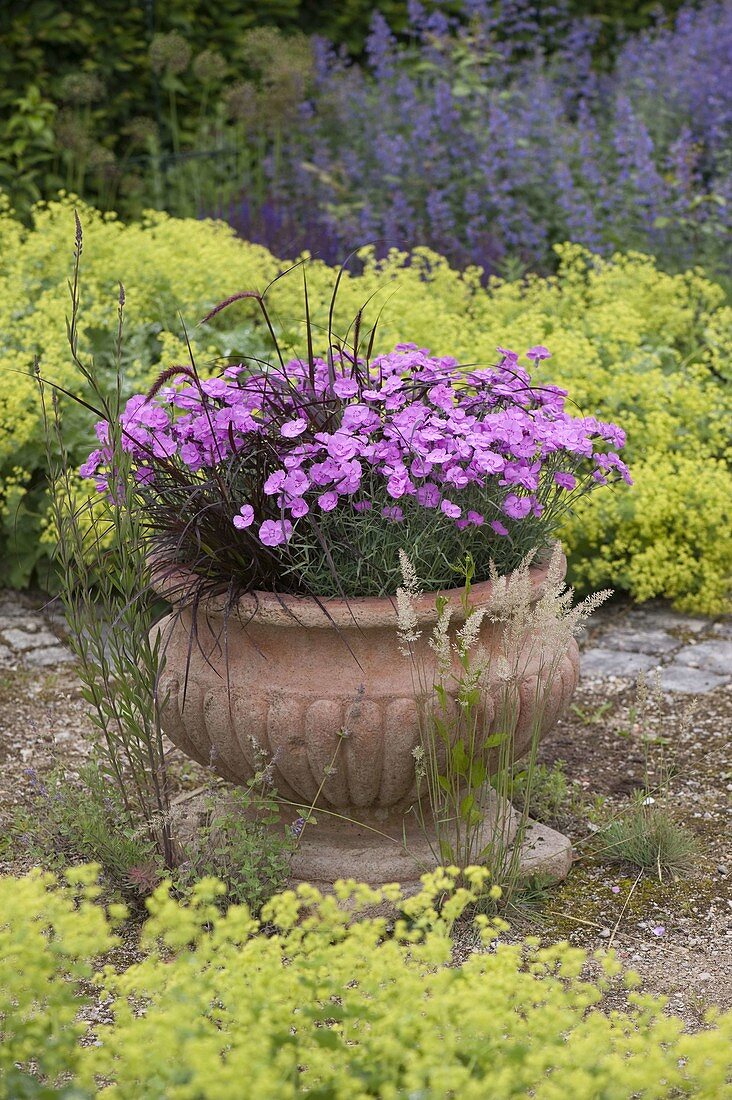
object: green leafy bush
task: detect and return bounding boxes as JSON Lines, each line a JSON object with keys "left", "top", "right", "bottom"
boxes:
{"left": 1, "top": 864, "right": 731, "bottom": 1098}
{"left": 1, "top": 198, "right": 730, "bottom": 610}
{"left": 0, "top": 1, "right": 299, "bottom": 214}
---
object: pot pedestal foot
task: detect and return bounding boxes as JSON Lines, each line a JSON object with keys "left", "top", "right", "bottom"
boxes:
{"left": 288, "top": 809, "right": 573, "bottom": 895}
{"left": 171, "top": 789, "right": 573, "bottom": 905}
{"left": 513, "top": 819, "right": 573, "bottom": 882}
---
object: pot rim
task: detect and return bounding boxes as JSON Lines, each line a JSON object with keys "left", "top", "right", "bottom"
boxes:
{"left": 150, "top": 546, "right": 565, "bottom": 630}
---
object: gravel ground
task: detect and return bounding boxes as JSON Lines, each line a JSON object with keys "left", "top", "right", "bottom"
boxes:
{"left": 500, "top": 677, "right": 732, "bottom": 1026}
{"left": 454, "top": 600, "right": 732, "bottom": 1025}
{"left": 0, "top": 589, "right": 730, "bottom": 1025}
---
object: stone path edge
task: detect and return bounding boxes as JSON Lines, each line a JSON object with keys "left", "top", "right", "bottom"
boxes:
{"left": 0, "top": 590, "right": 730, "bottom": 693}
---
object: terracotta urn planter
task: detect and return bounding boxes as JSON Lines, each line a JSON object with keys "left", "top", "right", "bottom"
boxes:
{"left": 152, "top": 551, "right": 580, "bottom": 888}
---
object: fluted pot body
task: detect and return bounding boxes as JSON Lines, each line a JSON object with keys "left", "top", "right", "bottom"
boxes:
{"left": 152, "top": 552, "right": 580, "bottom": 825}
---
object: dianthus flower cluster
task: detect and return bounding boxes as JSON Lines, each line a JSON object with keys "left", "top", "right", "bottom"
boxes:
{"left": 83, "top": 344, "right": 631, "bottom": 549}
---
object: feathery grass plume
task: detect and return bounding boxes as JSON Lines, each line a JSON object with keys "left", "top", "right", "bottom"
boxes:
{"left": 428, "top": 599, "right": 453, "bottom": 679}
{"left": 455, "top": 607, "right": 486, "bottom": 659}
{"left": 485, "top": 552, "right": 536, "bottom": 625}
{"left": 396, "top": 549, "right": 422, "bottom": 653}
{"left": 398, "top": 547, "right": 420, "bottom": 597}
{"left": 405, "top": 547, "right": 608, "bottom": 902}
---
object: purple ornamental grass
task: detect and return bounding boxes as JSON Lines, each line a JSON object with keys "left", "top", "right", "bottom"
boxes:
{"left": 84, "top": 298, "right": 631, "bottom": 599}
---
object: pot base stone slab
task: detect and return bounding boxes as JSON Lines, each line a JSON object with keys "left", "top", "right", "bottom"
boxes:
{"left": 173, "top": 790, "right": 573, "bottom": 901}
{"left": 516, "top": 821, "right": 573, "bottom": 881}
{"left": 289, "top": 813, "right": 573, "bottom": 894}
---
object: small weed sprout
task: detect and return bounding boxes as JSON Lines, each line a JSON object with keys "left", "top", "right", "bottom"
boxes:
{"left": 176, "top": 786, "right": 292, "bottom": 914}
{"left": 11, "top": 765, "right": 162, "bottom": 898}
{"left": 510, "top": 761, "right": 570, "bottom": 826}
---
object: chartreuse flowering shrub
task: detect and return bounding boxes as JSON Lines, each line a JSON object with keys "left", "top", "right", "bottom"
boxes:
{"left": 0, "top": 866, "right": 726, "bottom": 1100}
{"left": 2, "top": 866, "right": 732, "bottom": 1099}
{"left": 1, "top": 198, "right": 730, "bottom": 607}
{"left": 0, "top": 864, "right": 122, "bottom": 1095}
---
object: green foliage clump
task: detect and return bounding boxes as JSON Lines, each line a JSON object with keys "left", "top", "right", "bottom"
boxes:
{"left": 1, "top": 865, "right": 731, "bottom": 1098}
{"left": 176, "top": 789, "right": 293, "bottom": 913}
{"left": 1, "top": 198, "right": 730, "bottom": 610}
{"left": 0, "top": 864, "right": 121, "bottom": 1097}
{"left": 11, "top": 765, "right": 162, "bottom": 896}
{"left": 597, "top": 796, "right": 699, "bottom": 877}
{"left": 10, "top": 767, "right": 292, "bottom": 911}
{"left": 0, "top": 4, "right": 306, "bottom": 215}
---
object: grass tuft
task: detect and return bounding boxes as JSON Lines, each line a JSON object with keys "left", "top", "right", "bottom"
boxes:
{"left": 597, "top": 797, "right": 698, "bottom": 878}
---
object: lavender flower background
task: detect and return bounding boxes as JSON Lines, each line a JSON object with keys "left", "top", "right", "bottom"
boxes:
{"left": 225, "top": 0, "right": 731, "bottom": 282}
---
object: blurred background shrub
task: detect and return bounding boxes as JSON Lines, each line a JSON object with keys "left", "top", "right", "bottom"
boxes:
{"left": 1, "top": 1, "right": 726, "bottom": 284}
{"left": 1, "top": 198, "right": 729, "bottom": 610}
{"left": 245, "top": 0, "right": 730, "bottom": 284}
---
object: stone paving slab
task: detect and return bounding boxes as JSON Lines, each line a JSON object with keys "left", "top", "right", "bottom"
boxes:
{"left": 25, "top": 646, "right": 75, "bottom": 668}
{"left": 623, "top": 609, "right": 709, "bottom": 634}
{"left": 581, "top": 604, "right": 731, "bottom": 694}
{"left": 673, "top": 640, "right": 732, "bottom": 677}
{"left": 580, "top": 647, "right": 661, "bottom": 679}
{"left": 600, "top": 629, "right": 680, "bottom": 656}
{"left": 0, "top": 592, "right": 72, "bottom": 669}
{"left": 659, "top": 665, "right": 729, "bottom": 695}
{"left": 1, "top": 627, "right": 62, "bottom": 652}
{"left": 0, "top": 598, "right": 41, "bottom": 620}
